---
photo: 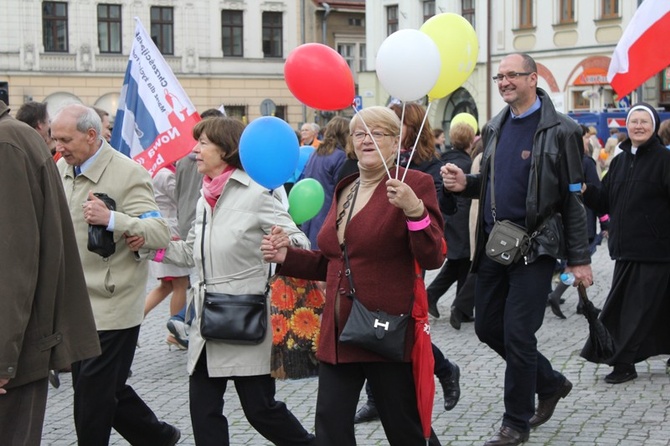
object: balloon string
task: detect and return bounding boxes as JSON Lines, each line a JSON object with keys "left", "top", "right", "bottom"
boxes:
{"left": 351, "top": 105, "right": 392, "bottom": 181}
{"left": 401, "top": 100, "right": 433, "bottom": 183}
{"left": 396, "top": 103, "right": 406, "bottom": 180}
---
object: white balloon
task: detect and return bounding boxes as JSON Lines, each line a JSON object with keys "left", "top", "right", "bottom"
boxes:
{"left": 375, "top": 29, "right": 442, "bottom": 102}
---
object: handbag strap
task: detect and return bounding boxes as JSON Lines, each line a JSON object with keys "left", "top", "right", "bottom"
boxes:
{"left": 489, "top": 144, "right": 498, "bottom": 222}
{"left": 199, "top": 207, "right": 270, "bottom": 293}
{"left": 340, "top": 179, "right": 415, "bottom": 313}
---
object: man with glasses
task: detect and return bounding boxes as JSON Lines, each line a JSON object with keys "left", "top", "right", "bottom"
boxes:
{"left": 442, "top": 53, "right": 592, "bottom": 446}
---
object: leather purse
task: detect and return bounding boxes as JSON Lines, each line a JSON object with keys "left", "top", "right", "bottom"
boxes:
{"left": 201, "top": 292, "right": 267, "bottom": 344}
{"left": 87, "top": 192, "right": 116, "bottom": 258}
{"left": 338, "top": 242, "right": 410, "bottom": 361}
{"left": 486, "top": 219, "right": 530, "bottom": 265}
{"left": 198, "top": 209, "right": 268, "bottom": 344}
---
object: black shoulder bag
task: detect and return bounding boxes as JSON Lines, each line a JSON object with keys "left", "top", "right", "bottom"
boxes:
{"left": 199, "top": 209, "right": 268, "bottom": 344}
{"left": 337, "top": 180, "right": 410, "bottom": 361}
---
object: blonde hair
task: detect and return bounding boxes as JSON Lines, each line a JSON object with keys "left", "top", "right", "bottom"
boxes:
{"left": 347, "top": 106, "right": 400, "bottom": 158}
{"left": 449, "top": 122, "right": 475, "bottom": 152}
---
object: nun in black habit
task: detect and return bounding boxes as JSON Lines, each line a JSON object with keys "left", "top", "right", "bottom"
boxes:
{"left": 580, "top": 102, "right": 670, "bottom": 384}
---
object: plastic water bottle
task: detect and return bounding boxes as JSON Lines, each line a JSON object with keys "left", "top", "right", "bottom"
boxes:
{"left": 560, "top": 272, "right": 575, "bottom": 285}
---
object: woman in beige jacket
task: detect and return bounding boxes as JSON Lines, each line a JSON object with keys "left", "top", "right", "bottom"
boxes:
{"left": 140, "top": 117, "right": 315, "bottom": 446}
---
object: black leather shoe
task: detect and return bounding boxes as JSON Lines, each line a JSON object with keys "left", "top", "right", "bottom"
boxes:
{"left": 449, "top": 307, "right": 474, "bottom": 330}
{"left": 165, "top": 426, "right": 181, "bottom": 446}
{"left": 48, "top": 370, "right": 61, "bottom": 389}
{"left": 449, "top": 307, "right": 462, "bottom": 330}
{"left": 547, "top": 295, "right": 566, "bottom": 319}
{"left": 483, "top": 426, "right": 529, "bottom": 445}
{"left": 529, "top": 377, "right": 573, "bottom": 428}
{"left": 353, "top": 402, "right": 379, "bottom": 424}
{"left": 605, "top": 365, "right": 637, "bottom": 384}
{"left": 428, "top": 295, "right": 440, "bottom": 318}
{"left": 440, "top": 364, "right": 461, "bottom": 411}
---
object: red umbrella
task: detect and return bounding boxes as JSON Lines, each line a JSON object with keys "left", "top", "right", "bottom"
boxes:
{"left": 411, "top": 259, "right": 435, "bottom": 444}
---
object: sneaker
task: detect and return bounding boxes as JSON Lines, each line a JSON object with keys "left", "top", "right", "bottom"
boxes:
{"left": 167, "top": 319, "right": 189, "bottom": 348}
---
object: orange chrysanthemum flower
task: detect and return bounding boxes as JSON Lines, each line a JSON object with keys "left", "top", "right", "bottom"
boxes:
{"left": 304, "top": 288, "right": 325, "bottom": 309}
{"left": 271, "top": 285, "right": 298, "bottom": 311}
{"left": 290, "top": 308, "right": 321, "bottom": 340}
{"left": 272, "top": 314, "right": 290, "bottom": 345}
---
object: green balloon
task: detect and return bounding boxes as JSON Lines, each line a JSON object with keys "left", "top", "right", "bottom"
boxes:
{"left": 288, "top": 178, "right": 325, "bottom": 224}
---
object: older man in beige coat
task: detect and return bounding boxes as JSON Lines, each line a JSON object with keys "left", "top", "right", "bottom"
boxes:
{"left": 0, "top": 100, "right": 100, "bottom": 446}
{"left": 52, "top": 104, "right": 179, "bottom": 446}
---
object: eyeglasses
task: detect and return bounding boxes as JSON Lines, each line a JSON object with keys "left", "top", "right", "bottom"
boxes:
{"left": 628, "top": 119, "right": 652, "bottom": 127}
{"left": 351, "top": 131, "right": 393, "bottom": 142}
{"left": 492, "top": 72, "right": 533, "bottom": 83}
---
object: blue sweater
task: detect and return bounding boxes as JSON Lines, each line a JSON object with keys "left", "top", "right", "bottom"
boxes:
{"left": 483, "top": 109, "right": 541, "bottom": 232}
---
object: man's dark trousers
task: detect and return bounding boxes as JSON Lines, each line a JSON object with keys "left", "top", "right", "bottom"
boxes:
{"left": 72, "top": 325, "right": 174, "bottom": 445}
{"left": 474, "top": 255, "right": 565, "bottom": 433}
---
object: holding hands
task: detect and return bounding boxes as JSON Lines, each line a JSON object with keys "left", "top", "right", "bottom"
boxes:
{"left": 441, "top": 163, "right": 466, "bottom": 192}
{"left": 261, "top": 226, "right": 290, "bottom": 264}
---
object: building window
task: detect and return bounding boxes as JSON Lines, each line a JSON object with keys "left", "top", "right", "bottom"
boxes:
{"left": 222, "top": 10, "right": 243, "bottom": 57}
{"left": 150, "top": 6, "right": 174, "bottom": 55}
{"left": 423, "top": 1, "right": 435, "bottom": 23}
{"left": 387, "top": 5, "right": 398, "bottom": 35}
{"left": 519, "top": 0, "right": 533, "bottom": 29}
{"left": 98, "top": 4, "right": 122, "bottom": 53}
{"left": 359, "top": 43, "right": 367, "bottom": 72}
{"left": 262, "top": 12, "right": 283, "bottom": 58}
{"left": 462, "top": 0, "right": 475, "bottom": 27}
{"left": 275, "top": 105, "right": 287, "bottom": 121}
{"left": 572, "top": 90, "right": 590, "bottom": 110}
{"left": 224, "top": 105, "right": 247, "bottom": 122}
{"left": 601, "top": 0, "right": 619, "bottom": 19}
{"left": 43, "top": 1, "right": 68, "bottom": 52}
{"left": 348, "top": 18, "right": 364, "bottom": 27}
{"left": 559, "top": 0, "right": 575, "bottom": 24}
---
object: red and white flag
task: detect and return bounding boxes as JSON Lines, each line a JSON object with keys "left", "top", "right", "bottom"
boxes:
{"left": 608, "top": 0, "right": 670, "bottom": 99}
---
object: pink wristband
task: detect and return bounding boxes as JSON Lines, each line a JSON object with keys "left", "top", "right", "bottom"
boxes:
{"left": 599, "top": 214, "right": 610, "bottom": 222}
{"left": 406, "top": 214, "right": 431, "bottom": 231}
{"left": 153, "top": 249, "right": 166, "bottom": 262}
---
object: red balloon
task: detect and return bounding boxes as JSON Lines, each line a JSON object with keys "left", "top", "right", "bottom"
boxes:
{"left": 284, "top": 43, "right": 355, "bottom": 111}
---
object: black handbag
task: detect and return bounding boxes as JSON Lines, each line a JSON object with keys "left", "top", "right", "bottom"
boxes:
{"left": 486, "top": 220, "right": 530, "bottom": 265}
{"left": 335, "top": 182, "right": 410, "bottom": 360}
{"left": 87, "top": 192, "right": 116, "bottom": 258}
{"left": 198, "top": 209, "right": 268, "bottom": 344}
{"left": 201, "top": 292, "right": 267, "bottom": 344}
{"left": 339, "top": 291, "right": 410, "bottom": 362}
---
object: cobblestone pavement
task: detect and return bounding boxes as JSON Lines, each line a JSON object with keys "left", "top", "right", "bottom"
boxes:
{"left": 42, "top": 243, "right": 670, "bottom": 445}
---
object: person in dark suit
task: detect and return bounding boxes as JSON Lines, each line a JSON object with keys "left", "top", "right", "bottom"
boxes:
{"left": 0, "top": 100, "right": 100, "bottom": 445}
{"left": 443, "top": 53, "right": 592, "bottom": 446}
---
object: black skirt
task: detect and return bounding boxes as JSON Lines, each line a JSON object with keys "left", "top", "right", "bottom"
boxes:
{"left": 581, "top": 260, "right": 670, "bottom": 365}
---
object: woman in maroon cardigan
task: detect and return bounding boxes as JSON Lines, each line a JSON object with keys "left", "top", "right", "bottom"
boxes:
{"left": 262, "top": 106, "right": 445, "bottom": 446}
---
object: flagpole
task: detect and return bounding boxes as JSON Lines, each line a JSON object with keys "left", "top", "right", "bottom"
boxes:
{"left": 635, "top": 0, "right": 644, "bottom": 103}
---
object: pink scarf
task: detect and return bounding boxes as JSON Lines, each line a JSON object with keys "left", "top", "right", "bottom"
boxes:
{"left": 203, "top": 166, "right": 235, "bottom": 208}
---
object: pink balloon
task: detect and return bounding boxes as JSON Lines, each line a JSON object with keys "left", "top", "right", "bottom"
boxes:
{"left": 285, "top": 44, "right": 356, "bottom": 111}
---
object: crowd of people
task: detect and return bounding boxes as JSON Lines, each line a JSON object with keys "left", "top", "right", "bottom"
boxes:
{"left": 2, "top": 51, "right": 670, "bottom": 446}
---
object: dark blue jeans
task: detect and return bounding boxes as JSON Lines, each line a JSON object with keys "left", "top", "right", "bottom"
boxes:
{"left": 474, "top": 255, "right": 564, "bottom": 432}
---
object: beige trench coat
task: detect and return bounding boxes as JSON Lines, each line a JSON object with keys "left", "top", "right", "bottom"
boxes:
{"left": 156, "top": 169, "right": 309, "bottom": 377}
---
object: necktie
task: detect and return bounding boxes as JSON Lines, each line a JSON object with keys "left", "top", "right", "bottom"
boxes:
{"left": 75, "top": 166, "right": 82, "bottom": 176}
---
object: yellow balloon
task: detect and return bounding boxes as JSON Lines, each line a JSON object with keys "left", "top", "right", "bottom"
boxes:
{"left": 451, "top": 113, "right": 478, "bottom": 133}
{"left": 420, "top": 13, "right": 479, "bottom": 101}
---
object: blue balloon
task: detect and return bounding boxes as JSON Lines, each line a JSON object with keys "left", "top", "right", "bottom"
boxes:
{"left": 239, "top": 117, "right": 300, "bottom": 190}
{"left": 287, "top": 145, "right": 316, "bottom": 183}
